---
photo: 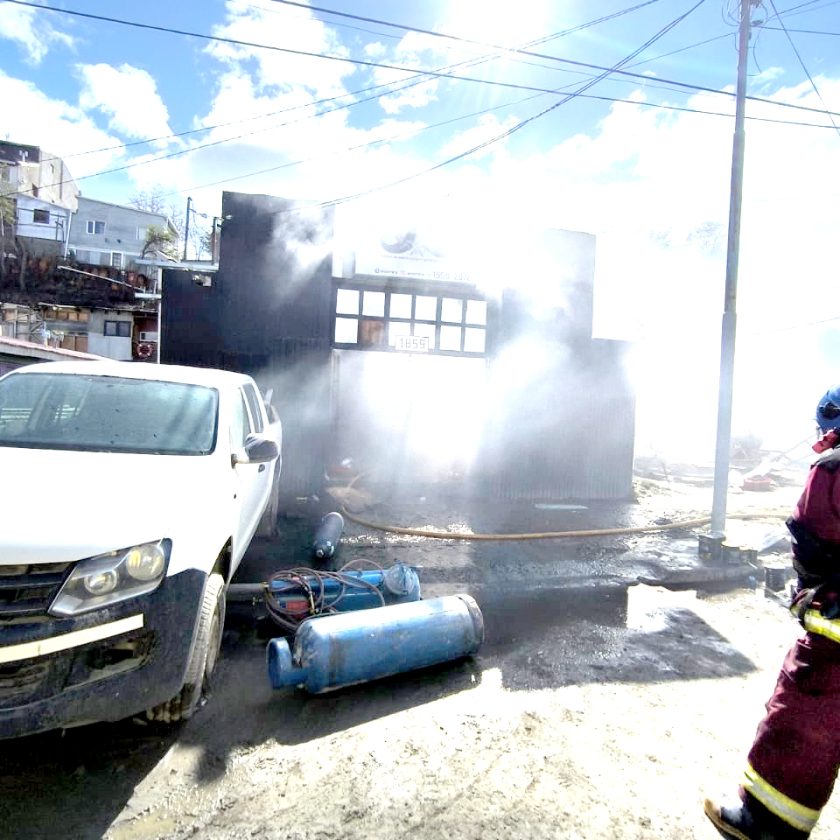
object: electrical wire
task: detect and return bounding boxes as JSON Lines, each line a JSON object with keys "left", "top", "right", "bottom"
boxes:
{"left": 271, "top": 0, "right": 668, "bottom": 55}
{"left": 150, "top": 86, "right": 840, "bottom": 205}
{"left": 764, "top": 0, "right": 840, "bottom": 137}
{"left": 35, "top": 0, "right": 834, "bottom": 164}
{"left": 6, "top": 0, "right": 840, "bottom": 202}
{"left": 59, "top": 4, "right": 612, "bottom": 161}
{"left": 263, "top": 2, "right": 731, "bottom": 214}
{"left": 7, "top": 0, "right": 840, "bottom": 121}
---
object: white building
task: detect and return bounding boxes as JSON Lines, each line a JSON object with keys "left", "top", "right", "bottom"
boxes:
{"left": 68, "top": 196, "right": 178, "bottom": 271}
{"left": 0, "top": 141, "right": 79, "bottom": 257}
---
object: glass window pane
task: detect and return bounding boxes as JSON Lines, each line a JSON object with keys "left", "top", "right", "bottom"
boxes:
{"left": 413, "top": 322, "right": 436, "bottom": 348}
{"left": 335, "top": 317, "right": 358, "bottom": 343}
{"left": 464, "top": 328, "right": 486, "bottom": 353}
{"left": 336, "top": 289, "right": 359, "bottom": 315}
{"left": 388, "top": 321, "right": 411, "bottom": 346}
{"left": 359, "top": 319, "right": 386, "bottom": 346}
{"left": 415, "top": 296, "right": 437, "bottom": 321}
{"left": 362, "top": 291, "right": 385, "bottom": 317}
{"left": 441, "top": 298, "right": 463, "bottom": 323}
{"left": 465, "top": 299, "right": 487, "bottom": 325}
{"left": 390, "top": 293, "right": 412, "bottom": 319}
{"left": 440, "top": 325, "right": 462, "bottom": 351}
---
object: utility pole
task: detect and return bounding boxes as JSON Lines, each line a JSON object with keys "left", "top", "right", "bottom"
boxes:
{"left": 183, "top": 196, "right": 192, "bottom": 261}
{"left": 211, "top": 216, "right": 219, "bottom": 262}
{"left": 710, "top": 0, "right": 754, "bottom": 536}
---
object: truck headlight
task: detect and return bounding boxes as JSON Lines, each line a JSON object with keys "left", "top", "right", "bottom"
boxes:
{"left": 50, "top": 540, "right": 170, "bottom": 617}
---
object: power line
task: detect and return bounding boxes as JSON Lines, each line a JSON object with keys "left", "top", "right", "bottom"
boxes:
{"left": 5, "top": 0, "right": 838, "bottom": 200}
{"left": 14, "top": 35, "right": 840, "bottom": 199}
{"left": 150, "top": 86, "right": 840, "bottom": 204}
{"left": 263, "top": 0, "right": 840, "bottom": 119}
{"left": 271, "top": 0, "right": 668, "bottom": 53}
{"left": 276, "top": 0, "right": 709, "bottom": 214}
{"left": 761, "top": 25, "right": 840, "bottom": 34}
{"left": 61, "top": 1, "right": 661, "bottom": 159}
{"left": 765, "top": 0, "right": 840, "bottom": 136}
{"left": 7, "top": 0, "right": 840, "bottom": 122}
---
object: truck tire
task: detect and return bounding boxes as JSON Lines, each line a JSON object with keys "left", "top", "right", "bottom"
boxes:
{"left": 258, "top": 470, "right": 282, "bottom": 540}
{"left": 146, "top": 573, "right": 226, "bottom": 724}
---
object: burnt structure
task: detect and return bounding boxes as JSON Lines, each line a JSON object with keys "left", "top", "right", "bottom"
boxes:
{"left": 162, "top": 191, "right": 635, "bottom": 503}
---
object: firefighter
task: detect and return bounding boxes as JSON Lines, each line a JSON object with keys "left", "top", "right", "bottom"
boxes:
{"left": 704, "top": 386, "right": 840, "bottom": 839}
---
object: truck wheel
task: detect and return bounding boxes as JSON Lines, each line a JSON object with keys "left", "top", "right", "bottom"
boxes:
{"left": 258, "top": 470, "right": 282, "bottom": 539}
{"left": 146, "top": 573, "right": 226, "bottom": 724}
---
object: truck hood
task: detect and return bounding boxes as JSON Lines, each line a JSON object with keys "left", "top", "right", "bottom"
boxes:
{"left": 0, "top": 447, "right": 232, "bottom": 566}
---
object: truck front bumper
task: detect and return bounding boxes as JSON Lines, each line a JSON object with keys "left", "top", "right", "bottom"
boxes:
{"left": 0, "top": 568, "right": 205, "bottom": 739}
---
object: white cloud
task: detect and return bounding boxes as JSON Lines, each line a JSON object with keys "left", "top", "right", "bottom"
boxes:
{"left": 372, "top": 32, "right": 449, "bottom": 114}
{"left": 77, "top": 64, "right": 173, "bottom": 145}
{"left": 206, "top": 1, "right": 356, "bottom": 98}
{"left": 0, "top": 1, "right": 74, "bottom": 64}
{"left": 0, "top": 71, "right": 124, "bottom": 179}
{"left": 437, "top": 113, "right": 519, "bottom": 160}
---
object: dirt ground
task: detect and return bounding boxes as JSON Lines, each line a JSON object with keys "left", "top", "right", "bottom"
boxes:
{"left": 3, "top": 476, "right": 839, "bottom": 840}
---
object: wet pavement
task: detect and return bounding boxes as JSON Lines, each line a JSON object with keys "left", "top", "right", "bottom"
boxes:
{"left": 234, "top": 480, "right": 798, "bottom": 610}
{"left": 0, "top": 479, "right": 803, "bottom": 840}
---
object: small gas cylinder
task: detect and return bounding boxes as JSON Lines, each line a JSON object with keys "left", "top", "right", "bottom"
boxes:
{"left": 312, "top": 511, "right": 345, "bottom": 559}
{"left": 267, "top": 594, "right": 484, "bottom": 694}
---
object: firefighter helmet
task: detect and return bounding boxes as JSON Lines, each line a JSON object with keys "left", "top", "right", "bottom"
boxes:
{"left": 816, "top": 387, "right": 840, "bottom": 432}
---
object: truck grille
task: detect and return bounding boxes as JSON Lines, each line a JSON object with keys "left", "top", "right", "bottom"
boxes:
{"left": 0, "top": 659, "right": 53, "bottom": 706}
{"left": 0, "top": 564, "right": 73, "bottom": 619}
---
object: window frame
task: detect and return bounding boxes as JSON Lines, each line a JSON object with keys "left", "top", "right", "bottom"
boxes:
{"left": 103, "top": 320, "right": 131, "bottom": 338}
{"left": 331, "top": 280, "right": 488, "bottom": 358}
{"left": 86, "top": 220, "right": 106, "bottom": 235}
{"left": 32, "top": 208, "right": 50, "bottom": 225}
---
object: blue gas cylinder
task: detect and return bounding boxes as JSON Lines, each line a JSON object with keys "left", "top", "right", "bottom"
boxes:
{"left": 267, "top": 594, "right": 484, "bottom": 694}
{"left": 312, "top": 511, "right": 345, "bottom": 559}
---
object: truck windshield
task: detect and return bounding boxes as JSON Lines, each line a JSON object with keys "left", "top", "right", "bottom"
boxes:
{"left": 0, "top": 372, "right": 219, "bottom": 455}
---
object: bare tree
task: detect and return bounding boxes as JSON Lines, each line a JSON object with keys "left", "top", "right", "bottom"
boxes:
{"left": 130, "top": 186, "right": 185, "bottom": 252}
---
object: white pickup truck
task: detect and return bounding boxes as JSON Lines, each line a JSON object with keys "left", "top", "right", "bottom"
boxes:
{"left": 0, "top": 360, "right": 282, "bottom": 737}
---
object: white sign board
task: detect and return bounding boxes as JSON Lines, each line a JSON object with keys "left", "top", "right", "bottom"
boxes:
{"left": 394, "top": 335, "right": 430, "bottom": 353}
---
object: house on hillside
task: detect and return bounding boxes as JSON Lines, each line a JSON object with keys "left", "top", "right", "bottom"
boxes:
{"left": 0, "top": 141, "right": 79, "bottom": 259}
{"left": 68, "top": 197, "right": 178, "bottom": 272}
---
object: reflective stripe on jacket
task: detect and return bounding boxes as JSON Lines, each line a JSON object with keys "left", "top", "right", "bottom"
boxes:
{"left": 743, "top": 762, "right": 821, "bottom": 833}
{"left": 795, "top": 607, "right": 840, "bottom": 644}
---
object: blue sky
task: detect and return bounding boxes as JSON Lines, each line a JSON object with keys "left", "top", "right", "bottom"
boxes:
{"left": 3, "top": 0, "right": 840, "bottom": 455}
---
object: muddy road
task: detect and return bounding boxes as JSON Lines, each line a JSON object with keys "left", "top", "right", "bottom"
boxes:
{"left": 4, "top": 480, "right": 838, "bottom": 839}
{"left": 4, "top": 583, "right": 839, "bottom": 840}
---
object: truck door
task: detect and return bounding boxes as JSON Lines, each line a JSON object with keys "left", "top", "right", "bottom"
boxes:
{"left": 230, "top": 388, "right": 271, "bottom": 563}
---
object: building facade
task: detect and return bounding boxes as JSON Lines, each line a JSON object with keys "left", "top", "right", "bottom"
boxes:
{"left": 68, "top": 197, "right": 176, "bottom": 271}
{"left": 0, "top": 141, "right": 79, "bottom": 258}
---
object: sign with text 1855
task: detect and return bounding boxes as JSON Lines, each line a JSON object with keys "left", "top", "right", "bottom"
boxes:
{"left": 395, "top": 335, "right": 430, "bottom": 353}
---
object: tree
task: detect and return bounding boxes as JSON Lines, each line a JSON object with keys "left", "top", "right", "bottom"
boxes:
{"left": 141, "top": 224, "right": 179, "bottom": 260}
{"left": 0, "top": 164, "right": 28, "bottom": 292}
{"left": 130, "top": 186, "right": 184, "bottom": 253}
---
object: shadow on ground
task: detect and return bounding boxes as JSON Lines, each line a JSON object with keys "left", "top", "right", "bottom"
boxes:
{"left": 0, "top": 491, "right": 765, "bottom": 839}
{"left": 0, "top": 721, "right": 177, "bottom": 840}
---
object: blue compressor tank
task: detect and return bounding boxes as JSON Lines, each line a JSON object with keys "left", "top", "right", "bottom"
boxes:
{"left": 312, "top": 511, "right": 345, "bottom": 560}
{"left": 267, "top": 594, "right": 484, "bottom": 694}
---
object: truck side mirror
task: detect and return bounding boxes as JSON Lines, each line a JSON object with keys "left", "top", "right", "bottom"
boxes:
{"left": 232, "top": 433, "right": 280, "bottom": 466}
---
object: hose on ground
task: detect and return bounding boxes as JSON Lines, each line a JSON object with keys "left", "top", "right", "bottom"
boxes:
{"left": 339, "top": 506, "right": 791, "bottom": 542}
